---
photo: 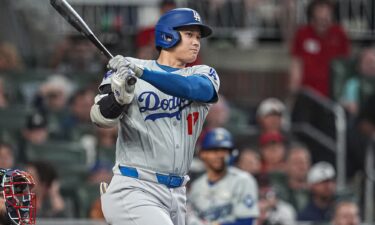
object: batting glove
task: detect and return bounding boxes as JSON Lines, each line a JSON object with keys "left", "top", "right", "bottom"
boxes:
{"left": 111, "top": 67, "right": 136, "bottom": 105}
{"left": 108, "top": 55, "right": 144, "bottom": 78}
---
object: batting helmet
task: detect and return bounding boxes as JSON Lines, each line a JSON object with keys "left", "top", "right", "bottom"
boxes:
{"left": 0, "top": 169, "right": 36, "bottom": 225}
{"left": 201, "top": 128, "right": 234, "bottom": 150}
{"left": 155, "top": 8, "right": 212, "bottom": 49}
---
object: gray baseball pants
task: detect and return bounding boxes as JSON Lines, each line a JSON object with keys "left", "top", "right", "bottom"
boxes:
{"left": 101, "top": 174, "right": 187, "bottom": 225}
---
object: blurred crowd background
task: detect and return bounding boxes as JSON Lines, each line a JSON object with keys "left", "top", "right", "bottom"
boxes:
{"left": 0, "top": 0, "right": 374, "bottom": 224}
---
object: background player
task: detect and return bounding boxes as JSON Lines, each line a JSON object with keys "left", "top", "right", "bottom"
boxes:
{"left": 188, "top": 128, "right": 259, "bottom": 225}
{"left": 0, "top": 168, "right": 36, "bottom": 225}
{"left": 90, "top": 8, "right": 219, "bottom": 225}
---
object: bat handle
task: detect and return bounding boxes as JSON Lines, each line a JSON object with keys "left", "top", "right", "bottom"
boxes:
{"left": 107, "top": 53, "right": 137, "bottom": 87}
{"left": 126, "top": 76, "right": 137, "bottom": 86}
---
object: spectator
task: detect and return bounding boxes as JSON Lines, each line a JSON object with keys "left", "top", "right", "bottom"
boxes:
{"left": 21, "top": 112, "right": 49, "bottom": 145}
{"left": 256, "top": 98, "right": 288, "bottom": 134}
{"left": 188, "top": 128, "right": 259, "bottom": 225}
{"left": 18, "top": 112, "right": 49, "bottom": 163}
{"left": 256, "top": 175, "right": 297, "bottom": 225}
{"left": 340, "top": 46, "right": 375, "bottom": 115}
{"left": 61, "top": 87, "right": 95, "bottom": 140}
{"left": 89, "top": 198, "right": 105, "bottom": 220}
{"left": 259, "top": 132, "right": 287, "bottom": 174}
{"left": 273, "top": 143, "right": 311, "bottom": 213}
{"left": 289, "top": 0, "right": 350, "bottom": 97}
{"left": 33, "top": 75, "right": 75, "bottom": 138}
{"left": 298, "top": 161, "right": 336, "bottom": 222}
{"left": 0, "top": 42, "right": 23, "bottom": 72}
{"left": 0, "top": 77, "right": 8, "bottom": 108}
{"left": 87, "top": 161, "right": 113, "bottom": 220}
{"left": 236, "top": 147, "right": 261, "bottom": 176}
{"left": 0, "top": 143, "right": 15, "bottom": 169}
{"left": 332, "top": 201, "right": 360, "bottom": 225}
{"left": 25, "top": 161, "right": 66, "bottom": 218}
{"left": 34, "top": 75, "right": 74, "bottom": 114}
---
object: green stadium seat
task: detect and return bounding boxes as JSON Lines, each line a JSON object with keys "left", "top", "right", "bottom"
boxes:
{"left": 26, "top": 140, "right": 89, "bottom": 190}
{"left": 0, "top": 105, "right": 32, "bottom": 132}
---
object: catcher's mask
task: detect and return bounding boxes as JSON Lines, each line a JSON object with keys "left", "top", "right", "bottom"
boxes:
{"left": 0, "top": 169, "right": 36, "bottom": 225}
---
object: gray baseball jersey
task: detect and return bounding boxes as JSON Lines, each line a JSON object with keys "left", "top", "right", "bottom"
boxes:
{"left": 99, "top": 57, "right": 220, "bottom": 176}
{"left": 188, "top": 167, "right": 259, "bottom": 224}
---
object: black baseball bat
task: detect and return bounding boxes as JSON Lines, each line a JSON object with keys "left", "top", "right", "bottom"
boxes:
{"left": 50, "top": 0, "right": 137, "bottom": 86}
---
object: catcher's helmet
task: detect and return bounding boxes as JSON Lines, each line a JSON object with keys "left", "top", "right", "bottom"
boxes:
{"left": 0, "top": 169, "right": 36, "bottom": 225}
{"left": 201, "top": 128, "right": 234, "bottom": 150}
{"left": 155, "top": 8, "right": 212, "bottom": 49}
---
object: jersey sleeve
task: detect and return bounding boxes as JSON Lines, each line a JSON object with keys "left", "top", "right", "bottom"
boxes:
{"left": 232, "top": 174, "right": 259, "bottom": 219}
{"left": 192, "top": 65, "right": 220, "bottom": 102}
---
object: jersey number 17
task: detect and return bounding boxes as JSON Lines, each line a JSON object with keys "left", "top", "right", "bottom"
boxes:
{"left": 187, "top": 112, "right": 199, "bottom": 135}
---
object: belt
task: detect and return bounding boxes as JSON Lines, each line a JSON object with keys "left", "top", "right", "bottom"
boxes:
{"left": 118, "top": 165, "right": 189, "bottom": 188}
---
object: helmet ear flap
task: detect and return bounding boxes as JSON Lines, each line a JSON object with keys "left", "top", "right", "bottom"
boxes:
{"left": 155, "top": 24, "right": 180, "bottom": 49}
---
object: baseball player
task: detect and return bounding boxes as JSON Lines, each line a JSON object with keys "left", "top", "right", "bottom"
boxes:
{"left": 90, "top": 8, "right": 219, "bottom": 225}
{"left": 0, "top": 168, "right": 36, "bottom": 225}
{"left": 188, "top": 128, "right": 259, "bottom": 225}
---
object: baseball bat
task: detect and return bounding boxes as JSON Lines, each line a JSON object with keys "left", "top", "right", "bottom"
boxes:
{"left": 50, "top": 0, "right": 137, "bottom": 86}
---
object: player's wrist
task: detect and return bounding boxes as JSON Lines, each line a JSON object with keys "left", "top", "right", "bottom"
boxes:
{"left": 129, "top": 63, "right": 144, "bottom": 78}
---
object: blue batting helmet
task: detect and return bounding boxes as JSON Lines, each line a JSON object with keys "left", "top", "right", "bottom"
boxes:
{"left": 155, "top": 8, "right": 212, "bottom": 49}
{"left": 201, "top": 128, "right": 234, "bottom": 150}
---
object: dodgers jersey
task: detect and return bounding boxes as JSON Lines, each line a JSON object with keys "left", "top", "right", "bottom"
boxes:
{"left": 188, "top": 167, "right": 259, "bottom": 223}
{"left": 99, "top": 57, "right": 220, "bottom": 176}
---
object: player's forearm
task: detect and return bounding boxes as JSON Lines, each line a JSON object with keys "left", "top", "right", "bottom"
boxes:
{"left": 90, "top": 92, "right": 124, "bottom": 127}
{"left": 141, "top": 69, "right": 215, "bottom": 102}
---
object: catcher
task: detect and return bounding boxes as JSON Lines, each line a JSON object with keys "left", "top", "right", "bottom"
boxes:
{"left": 0, "top": 169, "right": 36, "bottom": 225}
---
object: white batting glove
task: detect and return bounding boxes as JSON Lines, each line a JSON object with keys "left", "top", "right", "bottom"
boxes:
{"left": 108, "top": 55, "right": 144, "bottom": 78}
{"left": 111, "top": 67, "right": 136, "bottom": 105}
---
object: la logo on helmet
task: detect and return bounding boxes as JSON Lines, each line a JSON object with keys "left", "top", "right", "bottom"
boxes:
{"left": 193, "top": 10, "right": 201, "bottom": 22}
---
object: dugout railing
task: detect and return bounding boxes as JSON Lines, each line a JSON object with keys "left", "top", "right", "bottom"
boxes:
{"left": 289, "top": 88, "right": 347, "bottom": 191}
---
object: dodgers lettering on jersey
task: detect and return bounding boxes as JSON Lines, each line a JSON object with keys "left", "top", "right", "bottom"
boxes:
{"left": 188, "top": 167, "right": 259, "bottom": 224}
{"left": 99, "top": 57, "right": 220, "bottom": 176}
{"left": 138, "top": 92, "right": 192, "bottom": 121}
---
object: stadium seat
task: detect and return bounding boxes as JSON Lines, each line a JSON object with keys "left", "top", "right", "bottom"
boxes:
{"left": 26, "top": 140, "right": 89, "bottom": 190}
{"left": 0, "top": 105, "right": 32, "bottom": 132}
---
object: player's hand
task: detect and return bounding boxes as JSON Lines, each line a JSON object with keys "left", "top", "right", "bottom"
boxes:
{"left": 108, "top": 55, "right": 144, "bottom": 78}
{"left": 111, "top": 67, "right": 136, "bottom": 105}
